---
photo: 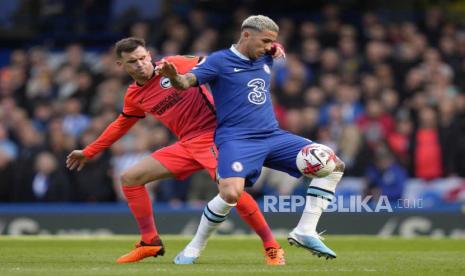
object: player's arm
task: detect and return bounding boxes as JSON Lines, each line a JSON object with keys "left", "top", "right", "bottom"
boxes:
{"left": 66, "top": 114, "right": 140, "bottom": 171}
{"left": 158, "top": 60, "right": 197, "bottom": 90}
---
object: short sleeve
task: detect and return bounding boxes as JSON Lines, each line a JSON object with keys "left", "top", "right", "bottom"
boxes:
{"left": 190, "top": 53, "right": 221, "bottom": 85}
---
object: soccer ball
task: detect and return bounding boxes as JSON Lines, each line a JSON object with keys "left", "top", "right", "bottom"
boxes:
{"left": 296, "top": 143, "right": 336, "bottom": 178}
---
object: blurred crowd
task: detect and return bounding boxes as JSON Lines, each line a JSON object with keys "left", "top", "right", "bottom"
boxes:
{"left": 1, "top": 2, "right": 465, "bottom": 204}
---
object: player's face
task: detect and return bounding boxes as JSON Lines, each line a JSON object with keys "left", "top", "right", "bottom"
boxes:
{"left": 118, "top": 46, "right": 154, "bottom": 81}
{"left": 246, "top": 29, "right": 278, "bottom": 59}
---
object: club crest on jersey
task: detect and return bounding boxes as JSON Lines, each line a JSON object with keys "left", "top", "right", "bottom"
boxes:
{"left": 160, "top": 77, "right": 172, "bottom": 89}
{"left": 263, "top": 64, "right": 271, "bottom": 74}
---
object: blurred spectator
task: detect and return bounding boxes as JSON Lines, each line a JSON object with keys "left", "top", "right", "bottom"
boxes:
{"left": 387, "top": 113, "right": 413, "bottom": 168}
{"left": 46, "top": 117, "right": 75, "bottom": 165}
{"left": 338, "top": 124, "right": 363, "bottom": 175}
{"left": 420, "top": 7, "right": 444, "bottom": 46}
{"left": 380, "top": 88, "right": 400, "bottom": 115}
{"left": 413, "top": 106, "right": 443, "bottom": 179}
{"left": 73, "top": 69, "right": 96, "bottom": 113}
{"left": 365, "top": 146, "right": 408, "bottom": 201}
{"left": 0, "top": 149, "right": 15, "bottom": 202}
{"left": 14, "top": 122, "right": 45, "bottom": 193}
{"left": 437, "top": 98, "right": 461, "bottom": 176}
{"left": 0, "top": 124, "right": 18, "bottom": 160}
{"left": 338, "top": 36, "right": 361, "bottom": 79}
{"left": 72, "top": 130, "right": 115, "bottom": 202}
{"left": 361, "top": 41, "right": 390, "bottom": 73}
{"left": 62, "top": 97, "right": 91, "bottom": 138}
{"left": 15, "top": 151, "right": 71, "bottom": 202}
{"left": 320, "top": 83, "right": 364, "bottom": 125}
{"left": 356, "top": 99, "right": 395, "bottom": 149}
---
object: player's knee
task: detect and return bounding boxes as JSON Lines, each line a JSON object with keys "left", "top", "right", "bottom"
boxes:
{"left": 120, "top": 171, "right": 141, "bottom": 186}
{"left": 221, "top": 192, "right": 241, "bottom": 204}
{"left": 334, "top": 156, "right": 345, "bottom": 173}
{"left": 218, "top": 178, "right": 244, "bottom": 204}
{"left": 219, "top": 187, "right": 242, "bottom": 204}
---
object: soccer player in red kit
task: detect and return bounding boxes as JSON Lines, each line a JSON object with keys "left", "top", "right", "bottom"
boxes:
{"left": 66, "top": 37, "right": 285, "bottom": 265}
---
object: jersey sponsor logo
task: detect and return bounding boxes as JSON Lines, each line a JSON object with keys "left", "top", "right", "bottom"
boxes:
{"left": 231, "top": 161, "right": 243, "bottom": 172}
{"left": 263, "top": 64, "right": 271, "bottom": 74}
{"left": 247, "top": 78, "right": 267, "bottom": 105}
{"left": 234, "top": 68, "right": 244, "bottom": 72}
{"left": 149, "top": 91, "right": 182, "bottom": 115}
{"left": 160, "top": 77, "right": 172, "bottom": 89}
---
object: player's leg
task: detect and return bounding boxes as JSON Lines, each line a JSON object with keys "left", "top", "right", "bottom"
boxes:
{"left": 118, "top": 142, "right": 200, "bottom": 263}
{"left": 292, "top": 154, "right": 344, "bottom": 237}
{"left": 236, "top": 192, "right": 279, "bottom": 247}
{"left": 187, "top": 133, "right": 283, "bottom": 256}
{"left": 117, "top": 155, "right": 175, "bottom": 263}
{"left": 265, "top": 131, "right": 345, "bottom": 259}
{"left": 174, "top": 139, "right": 269, "bottom": 264}
{"left": 288, "top": 155, "right": 344, "bottom": 259}
{"left": 174, "top": 177, "right": 243, "bottom": 265}
{"left": 235, "top": 192, "right": 285, "bottom": 265}
{"left": 121, "top": 156, "right": 174, "bottom": 244}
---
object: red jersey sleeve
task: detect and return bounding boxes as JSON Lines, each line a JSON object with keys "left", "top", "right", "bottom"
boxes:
{"left": 164, "top": 55, "right": 200, "bottom": 74}
{"left": 83, "top": 96, "right": 144, "bottom": 159}
{"left": 82, "top": 114, "right": 139, "bottom": 159}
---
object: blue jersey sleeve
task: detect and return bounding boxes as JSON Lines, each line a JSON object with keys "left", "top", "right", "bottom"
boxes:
{"left": 190, "top": 53, "right": 221, "bottom": 85}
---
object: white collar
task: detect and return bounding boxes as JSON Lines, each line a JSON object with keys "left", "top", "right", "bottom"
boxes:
{"left": 230, "top": 44, "right": 250, "bottom": 60}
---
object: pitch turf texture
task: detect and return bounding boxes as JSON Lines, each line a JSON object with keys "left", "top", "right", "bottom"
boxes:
{"left": 1, "top": 235, "right": 464, "bottom": 275}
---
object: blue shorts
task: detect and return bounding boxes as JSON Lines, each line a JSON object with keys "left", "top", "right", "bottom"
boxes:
{"left": 216, "top": 129, "right": 312, "bottom": 186}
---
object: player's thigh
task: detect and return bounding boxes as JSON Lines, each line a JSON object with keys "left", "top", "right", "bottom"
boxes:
{"left": 185, "top": 133, "right": 218, "bottom": 180}
{"left": 265, "top": 131, "right": 312, "bottom": 177}
{"left": 152, "top": 141, "right": 204, "bottom": 180}
{"left": 217, "top": 139, "right": 268, "bottom": 186}
{"left": 121, "top": 155, "right": 175, "bottom": 186}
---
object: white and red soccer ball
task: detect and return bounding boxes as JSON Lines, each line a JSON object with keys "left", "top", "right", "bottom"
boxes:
{"left": 296, "top": 143, "right": 336, "bottom": 178}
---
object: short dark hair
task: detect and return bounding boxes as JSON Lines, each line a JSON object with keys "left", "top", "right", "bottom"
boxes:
{"left": 114, "top": 37, "right": 146, "bottom": 58}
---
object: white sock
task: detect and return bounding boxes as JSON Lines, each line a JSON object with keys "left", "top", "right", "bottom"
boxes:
{"left": 295, "top": 172, "right": 343, "bottom": 235}
{"left": 184, "top": 194, "right": 236, "bottom": 257}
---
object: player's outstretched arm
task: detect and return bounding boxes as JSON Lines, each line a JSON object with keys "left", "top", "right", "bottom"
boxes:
{"left": 67, "top": 114, "right": 140, "bottom": 171}
{"left": 158, "top": 60, "right": 197, "bottom": 90}
{"left": 66, "top": 150, "right": 88, "bottom": 171}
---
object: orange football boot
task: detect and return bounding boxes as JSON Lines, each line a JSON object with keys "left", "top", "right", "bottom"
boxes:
{"left": 116, "top": 240, "right": 165, "bottom": 263}
{"left": 264, "top": 247, "right": 285, "bottom": 265}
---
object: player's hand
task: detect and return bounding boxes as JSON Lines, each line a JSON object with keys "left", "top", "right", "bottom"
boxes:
{"left": 268, "top": 42, "right": 286, "bottom": 59}
{"left": 157, "top": 60, "right": 179, "bottom": 79}
{"left": 66, "top": 150, "right": 88, "bottom": 171}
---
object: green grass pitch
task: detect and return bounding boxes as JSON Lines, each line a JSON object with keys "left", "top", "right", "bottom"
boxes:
{"left": 1, "top": 235, "right": 464, "bottom": 275}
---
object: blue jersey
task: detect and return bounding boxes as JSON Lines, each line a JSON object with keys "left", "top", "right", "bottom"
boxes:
{"left": 191, "top": 45, "right": 279, "bottom": 145}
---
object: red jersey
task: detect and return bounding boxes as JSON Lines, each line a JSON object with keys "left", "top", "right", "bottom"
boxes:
{"left": 83, "top": 55, "right": 216, "bottom": 159}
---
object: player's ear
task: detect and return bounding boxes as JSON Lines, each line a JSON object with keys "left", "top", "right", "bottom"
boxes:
{"left": 116, "top": 59, "right": 123, "bottom": 67}
{"left": 242, "top": 30, "right": 251, "bottom": 40}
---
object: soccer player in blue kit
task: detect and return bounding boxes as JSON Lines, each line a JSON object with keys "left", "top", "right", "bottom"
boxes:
{"left": 159, "top": 15, "right": 345, "bottom": 264}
